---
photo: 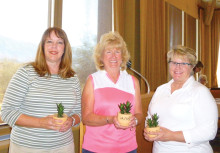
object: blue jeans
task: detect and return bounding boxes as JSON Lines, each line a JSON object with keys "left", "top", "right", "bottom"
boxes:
{"left": 128, "top": 149, "right": 137, "bottom": 153}
{"left": 82, "top": 148, "right": 137, "bottom": 153}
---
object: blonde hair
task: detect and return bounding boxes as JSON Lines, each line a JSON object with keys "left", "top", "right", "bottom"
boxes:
{"left": 31, "top": 27, "right": 75, "bottom": 78}
{"left": 93, "top": 31, "right": 130, "bottom": 70}
{"left": 167, "top": 45, "right": 197, "bottom": 66}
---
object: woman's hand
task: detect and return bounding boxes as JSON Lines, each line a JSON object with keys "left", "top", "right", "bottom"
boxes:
{"left": 39, "top": 115, "right": 62, "bottom": 131}
{"left": 113, "top": 115, "right": 136, "bottom": 130}
{"left": 143, "top": 127, "right": 154, "bottom": 142}
{"left": 129, "top": 115, "right": 137, "bottom": 130}
{"left": 113, "top": 116, "right": 127, "bottom": 129}
{"left": 144, "top": 126, "right": 174, "bottom": 142}
{"left": 59, "top": 117, "right": 73, "bottom": 132}
{"left": 155, "top": 127, "right": 175, "bottom": 141}
{"left": 144, "top": 127, "right": 185, "bottom": 143}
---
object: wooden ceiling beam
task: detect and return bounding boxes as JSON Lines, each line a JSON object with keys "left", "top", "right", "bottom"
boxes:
{"left": 198, "top": 0, "right": 207, "bottom": 8}
{"left": 204, "top": 0, "right": 216, "bottom": 25}
{"left": 165, "top": 0, "right": 199, "bottom": 18}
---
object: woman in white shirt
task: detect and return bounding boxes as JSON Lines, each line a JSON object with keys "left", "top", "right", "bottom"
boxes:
{"left": 144, "top": 45, "right": 218, "bottom": 153}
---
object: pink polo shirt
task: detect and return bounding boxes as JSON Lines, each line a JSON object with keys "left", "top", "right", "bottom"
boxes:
{"left": 82, "top": 70, "right": 137, "bottom": 153}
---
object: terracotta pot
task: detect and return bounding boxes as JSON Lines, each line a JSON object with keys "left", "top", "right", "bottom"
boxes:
{"left": 145, "top": 126, "right": 160, "bottom": 138}
{"left": 53, "top": 113, "right": 68, "bottom": 125}
{"left": 117, "top": 112, "right": 132, "bottom": 126}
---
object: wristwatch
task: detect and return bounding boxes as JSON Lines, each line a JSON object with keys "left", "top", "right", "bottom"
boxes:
{"left": 71, "top": 116, "right": 76, "bottom": 127}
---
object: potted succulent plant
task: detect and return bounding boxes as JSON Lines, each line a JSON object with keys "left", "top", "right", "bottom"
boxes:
{"left": 53, "top": 103, "right": 68, "bottom": 125}
{"left": 145, "top": 113, "right": 160, "bottom": 138}
{"left": 117, "top": 101, "right": 132, "bottom": 126}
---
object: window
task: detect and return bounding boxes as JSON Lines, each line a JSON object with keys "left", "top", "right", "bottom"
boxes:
{"left": 0, "top": 0, "right": 48, "bottom": 124}
{"left": 62, "top": 0, "right": 98, "bottom": 87}
{"left": 0, "top": 0, "right": 112, "bottom": 126}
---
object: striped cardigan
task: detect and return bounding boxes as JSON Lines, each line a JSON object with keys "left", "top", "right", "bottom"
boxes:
{"left": 1, "top": 64, "right": 81, "bottom": 149}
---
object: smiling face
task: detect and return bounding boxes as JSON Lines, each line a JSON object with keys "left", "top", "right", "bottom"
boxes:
{"left": 44, "top": 31, "right": 65, "bottom": 65}
{"left": 169, "top": 55, "right": 193, "bottom": 84}
{"left": 101, "top": 45, "right": 122, "bottom": 71}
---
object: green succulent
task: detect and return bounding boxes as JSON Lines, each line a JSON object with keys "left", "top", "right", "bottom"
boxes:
{"left": 118, "top": 101, "right": 132, "bottom": 114}
{"left": 56, "top": 103, "right": 65, "bottom": 118}
{"left": 147, "top": 113, "right": 159, "bottom": 128}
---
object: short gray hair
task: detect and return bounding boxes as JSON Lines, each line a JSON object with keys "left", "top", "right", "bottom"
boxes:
{"left": 167, "top": 45, "right": 197, "bottom": 66}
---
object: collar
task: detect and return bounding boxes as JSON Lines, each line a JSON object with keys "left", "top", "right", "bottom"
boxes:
{"left": 167, "top": 75, "right": 195, "bottom": 90}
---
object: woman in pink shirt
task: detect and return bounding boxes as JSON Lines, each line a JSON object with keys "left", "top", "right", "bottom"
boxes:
{"left": 82, "top": 31, "right": 143, "bottom": 153}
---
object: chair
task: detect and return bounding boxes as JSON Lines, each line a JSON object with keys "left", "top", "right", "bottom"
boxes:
{"left": 210, "top": 88, "right": 220, "bottom": 98}
{"left": 79, "top": 122, "right": 86, "bottom": 153}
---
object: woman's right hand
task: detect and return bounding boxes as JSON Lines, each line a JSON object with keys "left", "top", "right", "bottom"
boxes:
{"left": 143, "top": 127, "right": 158, "bottom": 142}
{"left": 39, "top": 115, "right": 62, "bottom": 130}
{"left": 143, "top": 126, "right": 185, "bottom": 143}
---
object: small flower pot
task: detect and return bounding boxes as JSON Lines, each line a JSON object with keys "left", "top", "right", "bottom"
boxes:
{"left": 145, "top": 126, "right": 160, "bottom": 138}
{"left": 117, "top": 112, "right": 132, "bottom": 126}
{"left": 53, "top": 113, "right": 68, "bottom": 125}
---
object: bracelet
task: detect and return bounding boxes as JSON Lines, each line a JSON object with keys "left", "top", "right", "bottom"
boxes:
{"left": 71, "top": 116, "right": 76, "bottom": 127}
{"left": 135, "top": 117, "right": 138, "bottom": 126}
{"left": 106, "top": 117, "right": 109, "bottom": 124}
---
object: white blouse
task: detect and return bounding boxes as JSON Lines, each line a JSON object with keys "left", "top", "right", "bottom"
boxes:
{"left": 147, "top": 76, "right": 218, "bottom": 153}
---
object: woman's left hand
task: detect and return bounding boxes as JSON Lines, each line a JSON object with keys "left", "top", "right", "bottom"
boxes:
{"left": 129, "top": 115, "right": 137, "bottom": 131}
{"left": 59, "top": 117, "right": 73, "bottom": 132}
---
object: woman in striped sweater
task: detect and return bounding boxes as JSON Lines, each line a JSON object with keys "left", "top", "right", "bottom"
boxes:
{"left": 1, "top": 27, "right": 81, "bottom": 153}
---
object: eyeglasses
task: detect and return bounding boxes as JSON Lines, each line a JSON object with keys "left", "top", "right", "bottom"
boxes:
{"left": 168, "top": 61, "right": 192, "bottom": 67}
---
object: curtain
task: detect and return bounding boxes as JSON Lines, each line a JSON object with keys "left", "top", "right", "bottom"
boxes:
{"left": 114, "top": 0, "right": 167, "bottom": 93}
{"left": 114, "top": 0, "right": 219, "bottom": 91}
{"left": 200, "top": 9, "right": 212, "bottom": 88}
{"left": 211, "top": 10, "right": 220, "bottom": 87}
{"left": 114, "top": 0, "right": 141, "bottom": 83}
{"left": 140, "top": 0, "right": 167, "bottom": 92}
{"left": 114, "top": 0, "right": 125, "bottom": 38}
{"left": 200, "top": 9, "right": 220, "bottom": 88}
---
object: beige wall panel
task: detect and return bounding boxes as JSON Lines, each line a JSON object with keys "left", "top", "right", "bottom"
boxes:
{"left": 97, "top": 0, "right": 112, "bottom": 41}
{"left": 168, "top": 4, "right": 182, "bottom": 49}
{"left": 185, "top": 13, "right": 196, "bottom": 50}
{"left": 54, "top": 0, "right": 62, "bottom": 28}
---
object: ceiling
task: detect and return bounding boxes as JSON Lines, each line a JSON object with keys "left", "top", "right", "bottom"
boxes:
{"left": 199, "top": 0, "right": 220, "bottom": 9}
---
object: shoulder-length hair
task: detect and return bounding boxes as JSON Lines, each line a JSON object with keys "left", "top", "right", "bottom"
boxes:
{"left": 31, "top": 27, "right": 75, "bottom": 78}
{"left": 93, "top": 31, "right": 130, "bottom": 71}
